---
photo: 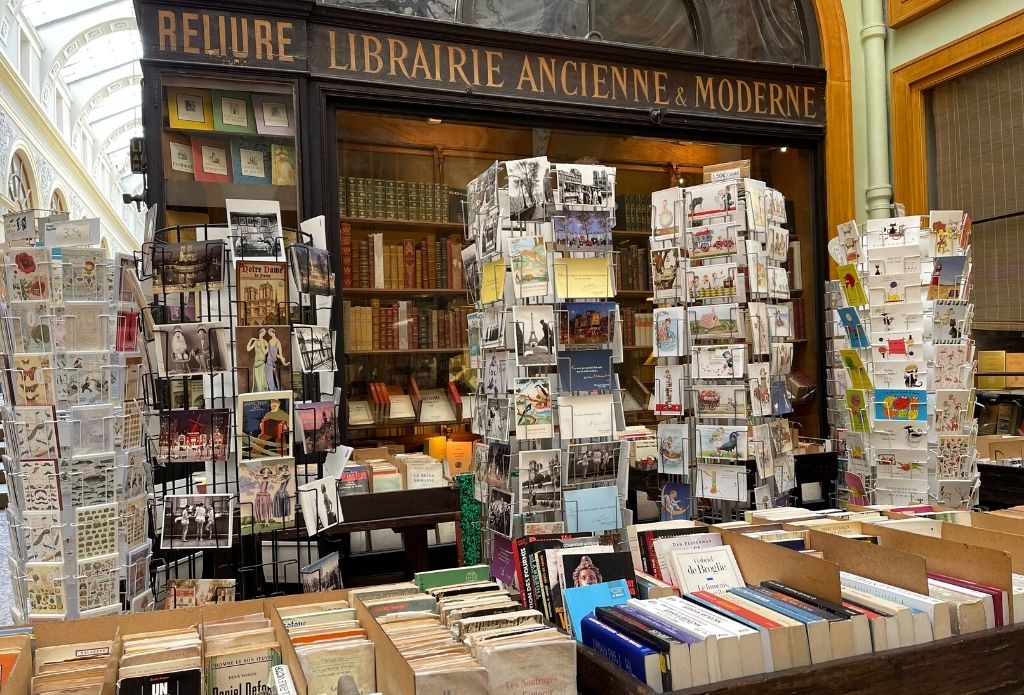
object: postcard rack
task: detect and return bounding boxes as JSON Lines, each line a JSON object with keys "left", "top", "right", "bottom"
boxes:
{"left": 0, "top": 207, "right": 155, "bottom": 620}
{"left": 138, "top": 208, "right": 346, "bottom": 604}
{"left": 828, "top": 213, "right": 980, "bottom": 509}
{"left": 648, "top": 177, "right": 799, "bottom": 522}
{"left": 463, "top": 158, "right": 630, "bottom": 565}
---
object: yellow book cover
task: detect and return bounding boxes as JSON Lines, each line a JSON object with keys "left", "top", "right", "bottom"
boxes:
{"left": 1006, "top": 353, "right": 1024, "bottom": 388}
{"left": 978, "top": 351, "right": 1007, "bottom": 390}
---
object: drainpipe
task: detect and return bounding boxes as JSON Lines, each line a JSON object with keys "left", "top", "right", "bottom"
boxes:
{"left": 862, "top": 0, "right": 893, "bottom": 218}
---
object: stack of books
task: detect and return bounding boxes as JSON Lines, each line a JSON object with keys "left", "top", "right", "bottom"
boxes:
{"left": 31, "top": 639, "right": 112, "bottom": 694}
{"left": 203, "top": 613, "right": 283, "bottom": 694}
{"left": 276, "top": 598, "right": 375, "bottom": 694}
{"left": 115, "top": 626, "right": 202, "bottom": 693}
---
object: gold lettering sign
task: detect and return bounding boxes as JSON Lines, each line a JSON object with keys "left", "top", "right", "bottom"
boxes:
{"left": 148, "top": 7, "right": 306, "bottom": 68}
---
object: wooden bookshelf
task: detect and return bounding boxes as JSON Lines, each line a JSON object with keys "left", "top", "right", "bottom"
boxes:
{"left": 347, "top": 418, "right": 465, "bottom": 430}
{"left": 347, "top": 348, "right": 464, "bottom": 356}
{"left": 343, "top": 288, "right": 469, "bottom": 297}
{"left": 341, "top": 217, "right": 465, "bottom": 232}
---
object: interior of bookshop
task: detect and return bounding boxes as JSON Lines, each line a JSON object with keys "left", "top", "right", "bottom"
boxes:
{"left": 5, "top": 0, "right": 1024, "bottom": 694}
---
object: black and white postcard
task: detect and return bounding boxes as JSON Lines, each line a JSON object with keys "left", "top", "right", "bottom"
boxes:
{"left": 160, "top": 493, "right": 233, "bottom": 550}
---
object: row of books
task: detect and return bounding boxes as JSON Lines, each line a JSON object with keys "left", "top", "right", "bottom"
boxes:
{"left": 343, "top": 300, "right": 470, "bottom": 352}
{"left": 612, "top": 242, "right": 652, "bottom": 292}
{"left": 355, "top": 382, "right": 461, "bottom": 426}
{"left": 340, "top": 227, "right": 466, "bottom": 290}
{"left": 619, "top": 307, "right": 654, "bottom": 349}
{"left": 338, "top": 177, "right": 461, "bottom": 223}
{"left": 616, "top": 193, "right": 656, "bottom": 232}
{"left": 978, "top": 350, "right": 1024, "bottom": 390}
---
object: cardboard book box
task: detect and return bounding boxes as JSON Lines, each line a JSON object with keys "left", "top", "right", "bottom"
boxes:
{"left": 0, "top": 635, "right": 32, "bottom": 695}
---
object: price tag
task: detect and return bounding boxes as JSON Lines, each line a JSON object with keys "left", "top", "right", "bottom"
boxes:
{"left": 3, "top": 211, "right": 33, "bottom": 243}
{"left": 44, "top": 218, "right": 101, "bottom": 247}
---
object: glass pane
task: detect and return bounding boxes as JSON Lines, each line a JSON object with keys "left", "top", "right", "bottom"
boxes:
{"left": 317, "top": 0, "right": 457, "bottom": 21}
{"left": 463, "top": 0, "right": 589, "bottom": 38}
{"left": 701, "top": 0, "right": 806, "bottom": 64}
{"left": 594, "top": 0, "right": 698, "bottom": 52}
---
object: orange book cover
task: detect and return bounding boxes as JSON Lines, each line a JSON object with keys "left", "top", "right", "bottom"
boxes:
{"left": 289, "top": 628, "right": 366, "bottom": 646}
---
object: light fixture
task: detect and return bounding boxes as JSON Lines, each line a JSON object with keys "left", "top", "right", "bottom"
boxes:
{"left": 780, "top": 146, "right": 788, "bottom": 153}
{"left": 428, "top": 117, "right": 443, "bottom": 125}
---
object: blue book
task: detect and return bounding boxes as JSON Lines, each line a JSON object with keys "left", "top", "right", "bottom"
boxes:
{"left": 728, "top": 586, "right": 825, "bottom": 624}
{"left": 580, "top": 614, "right": 662, "bottom": 692}
{"left": 618, "top": 603, "right": 705, "bottom": 645}
{"left": 564, "top": 579, "right": 630, "bottom": 640}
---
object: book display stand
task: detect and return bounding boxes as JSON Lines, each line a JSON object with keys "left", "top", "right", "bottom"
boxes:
{"left": 141, "top": 207, "right": 346, "bottom": 603}
{"left": 828, "top": 213, "right": 979, "bottom": 508}
{"left": 648, "top": 178, "right": 801, "bottom": 521}
{"left": 463, "top": 159, "right": 628, "bottom": 561}
{"left": 0, "top": 208, "right": 153, "bottom": 620}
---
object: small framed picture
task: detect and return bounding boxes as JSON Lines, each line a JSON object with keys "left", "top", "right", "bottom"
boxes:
{"left": 168, "top": 88, "right": 213, "bottom": 130}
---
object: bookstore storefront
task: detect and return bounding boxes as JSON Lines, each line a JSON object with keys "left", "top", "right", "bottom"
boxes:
{"left": 136, "top": 0, "right": 853, "bottom": 442}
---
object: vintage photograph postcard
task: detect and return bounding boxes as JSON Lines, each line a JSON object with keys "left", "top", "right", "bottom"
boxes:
{"left": 157, "top": 409, "right": 230, "bottom": 463}
{"left": 160, "top": 494, "right": 233, "bottom": 550}
{"left": 238, "top": 390, "right": 293, "bottom": 459}
{"left": 553, "top": 163, "right": 615, "bottom": 209}
{"left": 300, "top": 551, "right": 341, "bottom": 593}
{"left": 237, "top": 260, "right": 289, "bottom": 326}
{"left": 156, "top": 322, "right": 229, "bottom": 376}
{"left": 506, "top": 156, "right": 552, "bottom": 221}
{"left": 225, "top": 198, "right": 284, "bottom": 260}
{"left": 235, "top": 325, "right": 292, "bottom": 392}
{"left": 151, "top": 241, "right": 225, "bottom": 293}
{"left": 296, "top": 401, "right": 339, "bottom": 454}
{"left": 297, "top": 477, "right": 341, "bottom": 537}
{"left": 565, "top": 441, "right": 622, "bottom": 486}
{"left": 511, "top": 304, "right": 557, "bottom": 367}
{"left": 238, "top": 456, "right": 295, "bottom": 534}
{"left": 293, "top": 324, "right": 334, "bottom": 372}
{"left": 518, "top": 449, "right": 560, "bottom": 513}
{"left": 553, "top": 209, "right": 612, "bottom": 252}
{"left": 486, "top": 487, "right": 514, "bottom": 538}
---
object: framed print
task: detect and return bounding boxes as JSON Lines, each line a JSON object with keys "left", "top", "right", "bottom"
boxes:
{"left": 167, "top": 87, "right": 214, "bottom": 131}
{"left": 212, "top": 90, "right": 256, "bottom": 133}
{"left": 230, "top": 139, "right": 271, "bottom": 185}
{"left": 253, "top": 94, "right": 296, "bottom": 136}
{"left": 191, "top": 136, "right": 232, "bottom": 183}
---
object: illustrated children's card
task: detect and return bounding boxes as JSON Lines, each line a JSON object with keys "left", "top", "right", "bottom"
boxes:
{"left": 661, "top": 482, "right": 692, "bottom": 520}
{"left": 845, "top": 471, "right": 871, "bottom": 506}
{"left": 873, "top": 358, "right": 926, "bottom": 390}
{"left": 654, "top": 365, "right": 685, "bottom": 415}
{"left": 770, "top": 342, "right": 794, "bottom": 376}
{"left": 834, "top": 220, "right": 863, "bottom": 264}
{"left": 508, "top": 235, "right": 551, "bottom": 299}
{"left": 685, "top": 264, "right": 739, "bottom": 302}
{"left": 747, "top": 302, "right": 770, "bottom": 355}
{"left": 932, "top": 300, "right": 972, "bottom": 344}
{"left": 652, "top": 246, "right": 683, "bottom": 300}
{"left": 687, "top": 181, "right": 739, "bottom": 220}
{"left": 653, "top": 306, "right": 686, "bottom": 357}
{"left": 869, "top": 302, "right": 925, "bottom": 342}
{"left": 864, "top": 216, "right": 922, "bottom": 249}
{"left": 692, "top": 343, "right": 746, "bottom": 380}
{"left": 696, "top": 425, "right": 749, "bottom": 462}
{"left": 749, "top": 372, "right": 772, "bottom": 418}
{"left": 694, "top": 383, "right": 750, "bottom": 419}
{"left": 836, "top": 263, "right": 868, "bottom": 307}
{"left": 651, "top": 187, "right": 683, "bottom": 239}
{"left": 870, "top": 420, "right": 929, "bottom": 451}
{"left": 937, "top": 480, "right": 977, "bottom": 510}
{"left": 873, "top": 448, "right": 928, "bottom": 481}
{"left": 695, "top": 463, "right": 748, "bottom": 502}
{"left": 686, "top": 223, "right": 739, "bottom": 260}
{"left": 839, "top": 349, "right": 873, "bottom": 390}
{"left": 866, "top": 244, "right": 922, "bottom": 277}
{"left": 867, "top": 273, "right": 921, "bottom": 306}
{"left": 845, "top": 389, "right": 870, "bottom": 433}
{"left": 836, "top": 307, "right": 870, "bottom": 349}
{"left": 689, "top": 303, "right": 743, "bottom": 341}
{"left": 657, "top": 422, "right": 688, "bottom": 475}
{"left": 929, "top": 210, "right": 970, "bottom": 256}
{"left": 874, "top": 388, "right": 928, "bottom": 422}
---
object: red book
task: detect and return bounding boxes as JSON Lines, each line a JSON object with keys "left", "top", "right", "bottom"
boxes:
{"left": 642, "top": 533, "right": 659, "bottom": 578}
{"left": 843, "top": 600, "right": 883, "bottom": 620}
{"left": 928, "top": 572, "right": 1006, "bottom": 627}
{"left": 341, "top": 222, "right": 353, "bottom": 288}
{"left": 691, "top": 591, "right": 784, "bottom": 629}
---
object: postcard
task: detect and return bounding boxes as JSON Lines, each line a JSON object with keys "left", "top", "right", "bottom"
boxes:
{"left": 695, "top": 463, "right": 748, "bottom": 502}
{"left": 164, "top": 578, "right": 236, "bottom": 608}
{"left": 928, "top": 255, "right": 970, "bottom": 300}
{"left": 60, "top": 248, "right": 108, "bottom": 301}
{"left": 874, "top": 358, "right": 926, "bottom": 390}
{"left": 484, "top": 398, "right": 513, "bottom": 442}
{"left": 771, "top": 342, "right": 794, "bottom": 376}
{"left": 938, "top": 480, "right": 976, "bottom": 510}
{"left": 62, "top": 301, "right": 107, "bottom": 352}
{"left": 13, "top": 353, "right": 57, "bottom": 406}
{"left": 651, "top": 187, "right": 683, "bottom": 239}
{"left": 297, "top": 477, "right": 341, "bottom": 537}
{"left": 651, "top": 306, "right": 685, "bottom": 357}
{"left": 237, "top": 260, "right": 289, "bottom": 326}
{"left": 553, "top": 257, "right": 614, "bottom": 299}
{"left": 657, "top": 422, "right": 688, "bottom": 475}
{"left": 125, "top": 543, "right": 151, "bottom": 598}
{"left": 63, "top": 453, "right": 116, "bottom": 507}
{"left": 767, "top": 267, "right": 790, "bottom": 299}
{"left": 301, "top": 552, "right": 341, "bottom": 593}
{"left": 479, "top": 206, "right": 503, "bottom": 259}
{"left": 934, "top": 389, "right": 972, "bottom": 434}
{"left": 689, "top": 303, "right": 743, "bottom": 341}
{"left": 687, "top": 222, "right": 739, "bottom": 260}
{"left": 687, "top": 181, "right": 740, "bottom": 220}
{"left": 874, "top": 388, "right": 927, "bottom": 422}
{"left": 515, "top": 377, "right": 553, "bottom": 440}
{"left": 750, "top": 424, "right": 774, "bottom": 478}
{"left": 562, "top": 301, "right": 614, "bottom": 348}
{"left": 151, "top": 241, "right": 225, "bottom": 293}
{"left": 747, "top": 251, "right": 769, "bottom": 296}
{"left": 296, "top": 401, "right": 339, "bottom": 454}
{"left": 651, "top": 246, "right": 683, "bottom": 300}
{"left": 557, "top": 393, "right": 615, "bottom": 440}
{"left": 937, "top": 436, "right": 973, "bottom": 479}
{"left": 518, "top": 449, "right": 561, "bottom": 513}
{"left": 25, "top": 562, "right": 65, "bottom": 616}
{"left": 873, "top": 479, "right": 929, "bottom": 506}
{"left": 156, "top": 322, "right": 228, "bottom": 376}
{"left": 56, "top": 351, "right": 109, "bottom": 407}
{"left": 692, "top": 383, "right": 748, "bottom": 420}
{"left": 554, "top": 163, "right": 615, "bottom": 209}
{"left": 9, "top": 248, "right": 52, "bottom": 302}
{"left": 748, "top": 372, "right": 772, "bottom": 418}
{"left": 554, "top": 210, "right": 612, "bottom": 253}
{"left": 934, "top": 344, "right": 973, "bottom": 389}
{"left": 512, "top": 304, "right": 557, "bottom": 367}
{"left": 483, "top": 441, "right": 511, "bottom": 489}
{"left": 18, "top": 458, "right": 61, "bottom": 511}
{"left": 288, "top": 244, "right": 332, "bottom": 296}
{"left": 864, "top": 216, "right": 922, "bottom": 249}
{"left": 160, "top": 494, "right": 233, "bottom": 550}
{"left": 563, "top": 484, "right": 619, "bottom": 534}
{"left": 157, "top": 409, "right": 230, "bottom": 463}
{"left": 867, "top": 244, "right": 921, "bottom": 276}
{"left": 839, "top": 349, "right": 873, "bottom": 390}
{"left": 629, "top": 437, "right": 658, "bottom": 471}
{"left": 743, "top": 178, "right": 768, "bottom": 232}
{"left": 871, "top": 420, "right": 928, "bottom": 451}
{"left": 466, "top": 163, "right": 498, "bottom": 238}
{"left": 238, "top": 456, "right": 295, "bottom": 534}
{"left": 654, "top": 365, "right": 685, "bottom": 415}
{"left": 8, "top": 301, "right": 56, "bottom": 353}
{"left": 482, "top": 350, "right": 513, "bottom": 395}
{"left": 225, "top": 198, "right": 284, "bottom": 260}
{"left": 524, "top": 521, "right": 565, "bottom": 535}
{"left": 766, "top": 225, "right": 789, "bottom": 262}
{"left": 933, "top": 300, "right": 971, "bottom": 343}
{"left": 746, "top": 302, "right": 770, "bottom": 355}
{"left": 696, "top": 425, "right": 749, "bottom": 461}
{"left": 836, "top": 307, "right": 870, "bottom": 349}
{"left": 293, "top": 324, "right": 334, "bottom": 372}
{"left": 691, "top": 343, "right": 746, "bottom": 379}
{"left": 485, "top": 488, "right": 513, "bottom": 538}
{"left": 565, "top": 441, "right": 622, "bottom": 486}
{"left": 833, "top": 220, "right": 863, "bottom": 264}
{"left": 507, "top": 156, "right": 552, "bottom": 221}
{"left": 557, "top": 349, "right": 613, "bottom": 393}
{"left": 12, "top": 405, "right": 59, "bottom": 459}
{"left": 75, "top": 552, "right": 118, "bottom": 612}
{"left": 867, "top": 272, "right": 923, "bottom": 306}
{"left": 74, "top": 502, "right": 118, "bottom": 559}
{"left": 236, "top": 325, "right": 292, "bottom": 392}
{"left": 845, "top": 389, "right": 871, "bottom": 433}
{"left": 685, "top": 263, "right": 739, "bottom": 302}
{"left": 874, "top": 448, "right": 928, "bottom": 480}
{"left": 836, "top": 263, "right": 868, "bottom": 307}
{"left": 929, "top": 210, "right": 969, "bottom": 255}
{"left": 508, "top": 235, "right": 550, "bottom": 299}
{"left": 237, "top": 391, "right": 293, "bottom": 459}
{"left": 844, "top": 471, "right": 870, "bottom": 506}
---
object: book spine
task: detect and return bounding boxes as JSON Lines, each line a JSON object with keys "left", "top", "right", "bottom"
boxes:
{"left": 386, "top": 180, "right": 397, "bottom": 220}
{"left": 514, "top": 539, "right": 533, "bottom": 607}
{"left": 373, "top": 179, "right": 386, "bottom": 219}
{"left": 341, "top": 222, "right": 353, "bottom": 288}
{"left": 343, "top": 301, "right": 352, "bottom": 352}
{"left": 402, "top": 239, "right": 416, "bottom": 289}
{"left": 371, "top": 300, "right": 380, "bottom": 351}
{"left": 580, "top": 616, "right": 655, "bottom": 682}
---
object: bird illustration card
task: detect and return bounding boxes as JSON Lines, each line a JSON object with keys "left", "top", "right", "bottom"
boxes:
{"left": 695, "top": 463, "right": 748, "bottom": 502}
{"left": 932, "top": 300, "right": 972, "bottom": 344}
{"left": 22, "top": 510, "right": 62, "bottom": 562}
{"left": 874, "top": 448, "right": 929, "bottom": 481}
{"left": 695, "top": 383, "right": 750, "bottom": 419}
{"left": 511, "top": 304, "right": 557, "bottom": 367}
{"left": 651, "top": 246, "right": 683, "bottom": 300}
{"left": 56, "top": 351, "right": 109, "bottom": 407}
{"left": 508, "top": 235, "right": 551, "bottom": 299}
{"left": 874, "top": 388, "right": 928, "bottom": 422}
{"left": 686, "top": 222, "right": 739, "bottom": 260}
{"left": 653, "top": 365, "right": 685, "bottom": 415}
{"left": 656, "top": 422, "right": 689, "bottom": 475}
{"left": 685, "top": 263, "right": 740, "bottom": 302}
{"left": 934, "top": 344, "right": 973, "bottom": 389}
{"left": 929, "top": 210, "right": 969, "bottom": 256}
{"left": 237, "top": 456, "right": 296, "bottom": 535}
{"left": 688, "top": 303, "right": 744, "bottom": 341}
{"left": 836, "top": 263, "right": 868, "bottom": 307}
{"left": 12, "top": 405, "right": 59, "bottom": 459}
{"left": 18, "top": 458, "right": 61, "bottom": 511}
{"left": 692, "top": 343, "right": 746, "bottom": 380}
{"left": 839, "top": 349, "right": 873, "bottom": 390}
{"left": 653, "top": 307, "right": 687, "bottom": 357}
{"left": 13, "top": 353, "right": 57, "bottom": 407}
{"left": 8, "top": 248, "right": 53, "bottom": 302}
{"left": 933, "top": 389, "right": 973, "bottom": 434}
{"left": 515, "top": 377, "right": 553, "bottom": 441}
{"left": 652, "top": 186, "right": 684, "bottom": 239}
{"left": 864, "top": 216, "right": 923, "bottom": 249}
{"left": 696, "top": 425, "right": 749, "bottom": 461}
{"left": 836, "top": 307, "right": 870, "bottom": 349}
{"left": 844, "top": 389, "right": 871, "bottom": 433}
